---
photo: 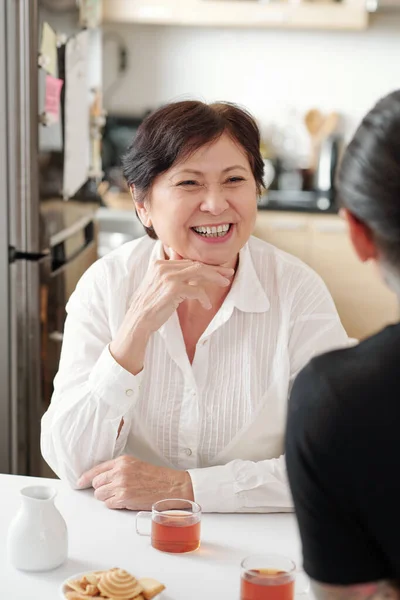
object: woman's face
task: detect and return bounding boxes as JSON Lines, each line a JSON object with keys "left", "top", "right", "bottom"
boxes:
{"left": 135, "top": 133, "right": 258, "bottom": 267}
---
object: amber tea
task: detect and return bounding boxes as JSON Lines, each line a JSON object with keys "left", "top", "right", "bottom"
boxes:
{"left": 151, "top": 510, "right": 201, "bottom": 553}
{"left": 136, "top": 499, "right": 202, "bottom": 554}
{"left": 241, "top": 568, "right": 295, "bottom": 600}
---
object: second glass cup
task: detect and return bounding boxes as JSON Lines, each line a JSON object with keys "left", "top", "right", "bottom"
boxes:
{"left": 136, "top": 498, "right": 201, "bottom": 554}
{"left": 240, "top": 554, "right": 309, "bottom": 600}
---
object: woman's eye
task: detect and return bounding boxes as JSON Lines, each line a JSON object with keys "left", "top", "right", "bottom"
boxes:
{"left": 177, "top": 180, "right": 198, "bottom": 187}
{"left": 226, "top": 176, "right": 245, "bottom": 184}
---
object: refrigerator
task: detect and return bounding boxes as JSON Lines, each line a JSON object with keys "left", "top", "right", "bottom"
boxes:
{"left": 0, "top": 0, "right": 102, "bottom": 477}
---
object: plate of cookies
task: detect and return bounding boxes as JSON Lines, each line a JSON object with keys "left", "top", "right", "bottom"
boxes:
{"left": 60, "top": 567, "right": 166, "bottom": 599}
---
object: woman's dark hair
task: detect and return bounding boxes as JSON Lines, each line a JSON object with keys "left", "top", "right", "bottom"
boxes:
{"left": 122, "top": 100, "right": 265, "bottom": 239}
{"left": 337, "top": 90, "right": 400, "bottom": 267}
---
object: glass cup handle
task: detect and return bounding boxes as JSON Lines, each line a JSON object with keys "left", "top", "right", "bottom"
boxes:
{"left": 295, "top": 568, "right": 310, "bottom": 596}
{"left": 135, "top": 511, "right": 152, "bottom": 537}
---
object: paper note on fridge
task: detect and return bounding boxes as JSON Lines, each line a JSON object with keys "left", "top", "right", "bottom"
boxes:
{"left": 44, "top": 75, "right": 63, "bottom": 125}
{"left": 63, "top": 30, "right": 90, "bottom": 199}
{"left": 39, "top": 22, "right": 58, "bottom": 78}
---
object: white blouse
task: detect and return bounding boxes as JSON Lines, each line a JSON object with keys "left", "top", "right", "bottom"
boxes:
{"left": 41, "top": 235, "right": 349, "bottom": 512}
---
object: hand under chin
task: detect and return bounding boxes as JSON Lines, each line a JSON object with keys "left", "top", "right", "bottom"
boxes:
{"left": 165, "top": 246, "right": 237, "bottom": 270}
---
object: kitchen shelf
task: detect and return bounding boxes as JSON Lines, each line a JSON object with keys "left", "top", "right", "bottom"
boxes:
{"left": 102, "top": 0, "right": 369, "bottom": 31}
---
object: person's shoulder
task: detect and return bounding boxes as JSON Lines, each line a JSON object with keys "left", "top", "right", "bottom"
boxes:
{"left": 292, "top": 323, "right": 400, "bottom": 416}
{"left": 312, "top": 322, "right": 400, "bottom": 380}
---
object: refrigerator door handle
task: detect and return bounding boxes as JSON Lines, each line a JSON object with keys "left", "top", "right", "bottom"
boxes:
{"left": 8, "top": 246, "right": 50, "bottom": 264}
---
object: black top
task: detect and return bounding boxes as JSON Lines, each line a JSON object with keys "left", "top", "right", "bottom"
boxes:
{"left": 286, "top": 323, "right": 400, "bottom": 586}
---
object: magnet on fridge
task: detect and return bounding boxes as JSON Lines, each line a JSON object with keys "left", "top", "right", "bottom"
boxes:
{"left": 38, "top": 54, "right": 50, "bottom": 70}
{"left": 56, "top": 33, "right": 68, "bottom": 48}
{"left": 39, "top": 112, "right": 51, "bottom": 127}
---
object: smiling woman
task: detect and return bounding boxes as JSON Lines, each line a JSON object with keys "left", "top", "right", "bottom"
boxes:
{"left": 40, "top": 100, "right": 349, "bottom": 513}
{"left": 132, "top": 132, "right": 258, "bottom": 270}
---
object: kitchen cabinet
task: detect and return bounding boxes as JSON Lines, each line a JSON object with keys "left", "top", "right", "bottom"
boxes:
{"left": 254, "top": 211, "right": 399, "bottom": 340}
{"left": 253, "top": 212, "right": 309, "bottom": 263}
{"left": 102, "top": 0, "right": 369, "bottom": 31}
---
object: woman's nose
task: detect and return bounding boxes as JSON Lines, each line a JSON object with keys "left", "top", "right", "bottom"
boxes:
{"left": 200, "top": 185, "right": 229, "bottom": 215}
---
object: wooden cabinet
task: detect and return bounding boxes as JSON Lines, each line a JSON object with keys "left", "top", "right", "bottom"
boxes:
{"left": 254, "top": 211, "right": 399, "bottom": 340}
{"left": 102, "top": 0, "right": 369, "bottom": 31}
{"left": 253, "top": 212, "right": 309, "bottom": 263}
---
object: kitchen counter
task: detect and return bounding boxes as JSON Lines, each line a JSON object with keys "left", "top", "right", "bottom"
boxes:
{"left": 258, "top": 190, "right": 338, "bottom": 214}
{"left": 258, "top": 202, "right": 338, "bottom": 214}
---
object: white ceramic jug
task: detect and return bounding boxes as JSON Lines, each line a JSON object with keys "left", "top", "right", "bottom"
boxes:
{"left": 7, "top": 485, "right": 68, "bottom": 571}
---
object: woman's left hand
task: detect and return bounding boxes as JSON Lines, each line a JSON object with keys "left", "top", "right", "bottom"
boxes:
{"left": 77, "top": 455, "right": 194, "bottom": 510}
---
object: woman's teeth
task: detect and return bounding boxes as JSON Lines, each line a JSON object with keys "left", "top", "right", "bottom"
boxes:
{"left": 192, "top": 224, "right": 231, "bottom": 238}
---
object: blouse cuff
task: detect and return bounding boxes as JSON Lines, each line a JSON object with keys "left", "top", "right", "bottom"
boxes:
{"left": 88, "top": 345, "right": 144, "bottom": 414}
{"left": 188, "top": 464, "right": 239, "bottom": 513}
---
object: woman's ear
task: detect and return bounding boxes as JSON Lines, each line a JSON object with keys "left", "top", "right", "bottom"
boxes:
{"left": 341, "top": 208, "right": 378, "bottom": 263}
{"left": 130, "top": 185, "right": 152, "bottom": 228}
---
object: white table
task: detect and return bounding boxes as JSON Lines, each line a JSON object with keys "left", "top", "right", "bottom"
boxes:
{"left": 1, "top": 474, "right": 304, "bottom": 599}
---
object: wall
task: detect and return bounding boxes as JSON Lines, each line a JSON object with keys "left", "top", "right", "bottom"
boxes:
{"left": 103, "top": 14, "right": 400, "bottom": 146}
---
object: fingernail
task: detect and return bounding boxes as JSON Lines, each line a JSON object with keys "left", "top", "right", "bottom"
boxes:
{"left": 77, "top": 477, "right": 85, "bottom": 488}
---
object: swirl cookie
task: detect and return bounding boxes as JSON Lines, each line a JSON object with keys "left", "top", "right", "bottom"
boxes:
{"left": 98, "top": 569, "right": 143, "bottom": 599}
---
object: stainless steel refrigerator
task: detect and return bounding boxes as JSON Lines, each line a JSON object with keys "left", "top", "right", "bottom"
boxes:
{"left": 0, "top": 0, "right": 101, "bottom": 476}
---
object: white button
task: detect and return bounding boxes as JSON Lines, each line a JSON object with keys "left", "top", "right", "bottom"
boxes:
{"left": 184, "top": 448, "right": 192, "bottom": 456}
{"left": 125, "top": 389, "right": 134, "bottom": 397}
{"left": 201, "top": 339, "right": 208, "bottom": 346}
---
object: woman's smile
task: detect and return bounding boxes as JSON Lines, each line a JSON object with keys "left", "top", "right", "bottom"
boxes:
{"left": 190, "top": 222, "right": 235, "bottom": 244}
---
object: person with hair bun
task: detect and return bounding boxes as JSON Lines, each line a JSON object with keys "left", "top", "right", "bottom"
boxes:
{"left": 286, "top": 90, "right": 400, "bottom": 599}
{"left": 41, "top": 100, "right": 348, "bottom": 513}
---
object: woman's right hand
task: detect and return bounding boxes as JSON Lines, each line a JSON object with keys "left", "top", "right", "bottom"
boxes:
{"left": 109, "top": 250, "right": 235, "bottom": 375}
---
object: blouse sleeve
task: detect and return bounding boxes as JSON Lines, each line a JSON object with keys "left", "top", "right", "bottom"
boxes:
{"left": 188, "top": 454, "right": 292, "bottom": 513}
{"left": 41, "top": 259, "right": 144, "bottom": 487}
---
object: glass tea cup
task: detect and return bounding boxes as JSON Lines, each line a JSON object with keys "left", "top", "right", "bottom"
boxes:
{"left": 240, "top": 554, "right": 310, "bottom": 600}
{"left": 136, "top": 498, "right": 201, "bottom": 554}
